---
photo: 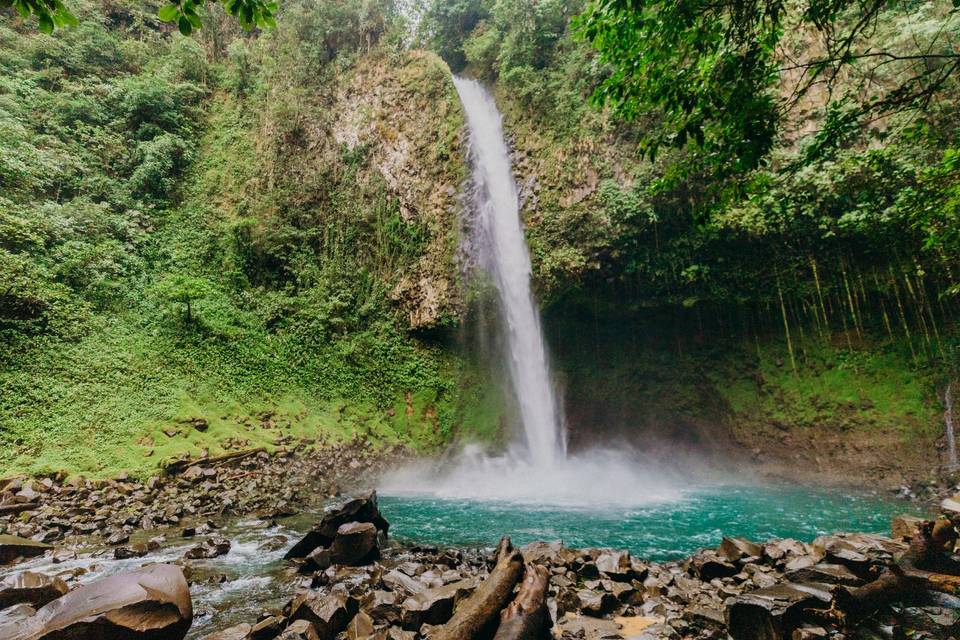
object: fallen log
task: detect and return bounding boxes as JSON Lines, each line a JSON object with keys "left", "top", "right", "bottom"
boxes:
{"left": 492, "top": 563, "right": 550, "bottom": 640}
{"left": 829, "top": 518, "right": 960, "bottom": 621}
{"left": 0, "top": 502, "right": 37, "bottom": 516}
{"left": 728, "top": 518, "right": 960, "bottom": 639}
{"left": 164, "top": 448, "right": 266, "bottom": 475}
{"left": 433, "top": 536, "right": 524, "bottom": 640}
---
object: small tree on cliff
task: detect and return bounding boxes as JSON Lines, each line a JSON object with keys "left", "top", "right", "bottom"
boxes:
{"left": 153, "top": 274, "right": 212, "bottom": 325}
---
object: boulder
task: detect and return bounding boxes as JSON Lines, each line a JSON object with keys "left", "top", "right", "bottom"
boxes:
{"left": 289, "top": 590, "right": 358, "bottom": 640}
{"left": 330, "top": 522, "right": 380, "bottom": 566}
{"left": 0, "top": 535, "right": 53, "bottom": 565}
{"left": 784, "top": 562, "right": 862, "bottom": 587}
{"left": 300, "top": 546, "right": 332, "bottom": 573}
{"left": 279, "top": 619, "right": 321, "bottom": 640}
{"left": 520, "top": 541, "right": 564, "bottom": 565}
{"left": 810, "top": 533, "right": 904, "bottom": 577}
{"left": 891, "top": 515, "right": 925, "bottom": 541}
{"left": 574, "top": 589, "right": 618, "bottom": 617}
{"left": 763, "top": 539, "right": 813, "bottom": 566}
{"left": 718, "top": 537, "right": 764, "bottom": 563}
{"left": 203, "top": 623, "right": 253, "bottom": 640}
{"left": 689, "top": 551, "right": 738, "bottom": 581}
{"left": 114, "top": 545, "right": 148, "bottom": 560}
{"left": 250, "top": 616, "right": 282, "bottom": 640}
{"left": 3, "top": 563, "right": 192, "bottom": 640}
{"left": 285, "top": 492, "right": 389, "bottom": 559}
{"left": 345, "top": 611, "right": 375, "bottom": 639}
{"left": 383, "top": 570, "right": 426, "bottom": 595}
{"left": 362, "top": 590, "right": 400, "bottom": 625}
{"left": 725, "top": 583, "right": 834, "bottom": 640}
{"left": 185, "top": 535, "right": 232, "bottom": 559}
{"left": 400, "top": 579, "right": 477, "bottom": 630}
{"left": 0, "top": 572, "right": 68, "bottom": 609}
{"left": 595, "top": 550, "right": 633, "bottom": 580}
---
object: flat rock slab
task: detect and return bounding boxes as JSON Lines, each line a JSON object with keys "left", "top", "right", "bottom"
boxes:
{"left": 556, "top": 613, "right": 623, "bottom": 639}
{"left": 725, "top": 582, "right": 834, "bottom": 640}
{"left": 203, "top": 622, "right": 253, "bottom": 640}
{"left": 0, "top": 535, "right": 53, "bottom": 565}
{"left": 1, "top": 563, "right": 192, "bottom": 640}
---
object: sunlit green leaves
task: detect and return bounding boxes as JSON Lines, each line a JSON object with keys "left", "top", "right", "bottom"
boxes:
{"left": 3, "top": 0, "right": 77, "bottom": 32}
{"left": 12, "top": 0, "right": 278, "bottom": 34}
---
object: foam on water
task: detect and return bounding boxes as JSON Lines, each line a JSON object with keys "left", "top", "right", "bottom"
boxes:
{"left": 381, "top": 444, "right": 685, "bottom": 508}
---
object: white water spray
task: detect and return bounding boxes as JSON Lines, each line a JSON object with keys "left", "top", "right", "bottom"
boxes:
{"left": 453, "top": 76, "right": 565, "bottom": 465}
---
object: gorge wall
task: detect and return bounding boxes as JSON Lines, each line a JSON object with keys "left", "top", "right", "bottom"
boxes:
{"left": 1, "top": 0, "right": 955, "bottom": 486}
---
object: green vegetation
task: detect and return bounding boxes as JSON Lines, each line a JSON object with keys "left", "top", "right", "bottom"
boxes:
{"left": 8, "top": 0, "right": 276, "bottom": 36}
{"left": 0, "top": 0, "right": 498, "bottom": 478}
{"left": 2, "top": 0, "right": 958, "bottom": 479}
{"left": 416, "top": 0, "right": 959, "bottom": 454}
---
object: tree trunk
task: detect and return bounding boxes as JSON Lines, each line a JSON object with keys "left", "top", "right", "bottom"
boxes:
{"left": 433, "top": 537, "right": 524, "bottom": 640}
{"left": 492, "top": 563, "right": 550, "bottom": 640}
{"left": 819, "top": 518, "right": 960, "bottom": 623}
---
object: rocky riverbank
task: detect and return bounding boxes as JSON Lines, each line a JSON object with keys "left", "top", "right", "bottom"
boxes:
{"left": 2, "top": 479, "right": 960, "bottom": 640}
{"left": 0, "top": 438, "right": 402, "bottom": 548}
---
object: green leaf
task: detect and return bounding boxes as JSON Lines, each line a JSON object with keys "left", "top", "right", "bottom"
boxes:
{"left": 178, "top": 15, "right": 192, "bottom": 34}
{"left": 59, "top": 8, "right": 79, "bottom": 26}
{"left": 38, "top": 12, "right": 54, "bottom": 32}
{"left": 183, "top": 5, "right": 202, "bottom": 28}
{"left": 158, "top": 4, "right": 180, "bottom": 21}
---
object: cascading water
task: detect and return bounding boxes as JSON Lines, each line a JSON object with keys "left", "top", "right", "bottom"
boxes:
{"left": 380, "top": 77, "right": 685, "bottom": 507}
{"left": 452, "top": 76, "right": 565, "bottom": 466}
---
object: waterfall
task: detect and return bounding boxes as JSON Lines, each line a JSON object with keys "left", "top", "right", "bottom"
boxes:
{"left": 453, "top": 76, "right": 566, "bottom": 467}
{"left": 946, "top": 382, "right": 957, "bottom": 470}
{"left": 379, "top": 77, "right": 683, "bottom": 507}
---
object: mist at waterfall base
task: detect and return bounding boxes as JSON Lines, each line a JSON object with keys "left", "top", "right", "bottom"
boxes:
{"left": 377, "top": 77, "right": 910, "bottom": 558}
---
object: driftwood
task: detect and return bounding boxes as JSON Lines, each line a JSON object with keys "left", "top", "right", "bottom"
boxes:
{"left": 0, "top": 502, "right": 37, "bottom": 516}
{"left": 492, "top": 563, "right": 550, "bottom": 640}
{"left": 164, "top": 447, "right": 266, "bottom": 475}
{"left": 773, "top": 517, "right": 960, "bottom": 635}
{"left": 433, "top": 536, "right": 525, "bottom": 640}
{"left": 729, "top": 518, "right": 960, "bottom": 639}
{"left": 827, "top": 518, "right": 960, "bottom": 621}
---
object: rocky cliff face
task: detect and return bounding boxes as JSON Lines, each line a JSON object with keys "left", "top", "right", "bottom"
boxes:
{"left": 332, "top": 51, "right": 467, "bottom": 329}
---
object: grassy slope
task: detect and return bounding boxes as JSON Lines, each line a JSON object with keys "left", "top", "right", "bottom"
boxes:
{"left": 0, "top": 37, "right": 506, "bottom": 478}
